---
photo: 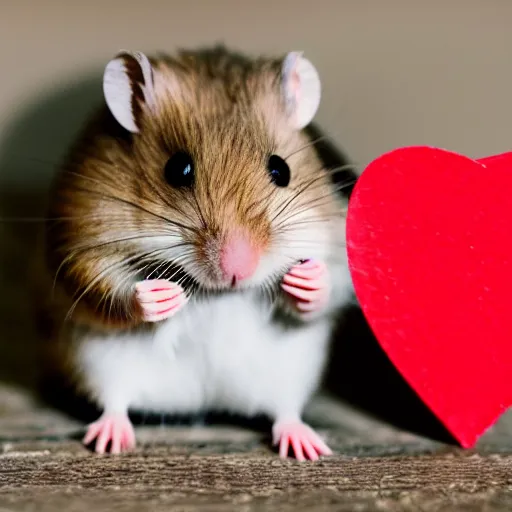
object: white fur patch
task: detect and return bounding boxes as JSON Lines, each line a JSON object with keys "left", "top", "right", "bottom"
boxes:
{"left": 75, "top": 283, "right": 351, "bottom": 421}
{"left": 282, "top": 52, "right": 321, "bottom": 130}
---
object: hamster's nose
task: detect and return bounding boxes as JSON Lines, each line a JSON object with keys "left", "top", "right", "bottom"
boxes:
{"left": 220, "top": 233, "right": 260, "bottom": 284}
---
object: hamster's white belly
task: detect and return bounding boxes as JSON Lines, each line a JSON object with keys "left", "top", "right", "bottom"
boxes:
{"left": 75, "top": 292, "right": 332, "bottom": 420}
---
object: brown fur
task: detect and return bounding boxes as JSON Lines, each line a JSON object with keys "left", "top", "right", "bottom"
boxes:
{"left": 41, "top": 45, "right": 341, "bottom": 344}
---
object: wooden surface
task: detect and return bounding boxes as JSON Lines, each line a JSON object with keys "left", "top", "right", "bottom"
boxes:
{"left": 1, "top": 385, "right": 512, "bottom": 511}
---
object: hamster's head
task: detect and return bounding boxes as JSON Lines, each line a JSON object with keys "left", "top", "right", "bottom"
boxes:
{"left": 65, "top": 47, "right": 345, "bottom": 294}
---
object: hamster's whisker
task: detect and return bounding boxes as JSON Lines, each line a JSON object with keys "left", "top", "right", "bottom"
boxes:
{"left": 272, "top": 200, "right": 328, "bottom": 231}
{"left": 81, "top": 244, "right": 193, "bottom": 321}
{"left": 289, "top": 165, "right": 357, "bottom": 194}
{"left": 283, "top": 135, "right": 328, "bottom": 161}
{"left": 151, "top": 252, "right": 193, "bottom": 282}
{"left": 143, "top": 172, "right": 200, "bottom": 226}
{"left": 259, "top": 279, "right": 275, "bottom": 306}
{"left": 191, "top": 190, "right": 208, "bottom": 230}
{"left": 266, "top": 278, "right": 280, "bottom": 303}
{"left": 55, "top": 239, "right": 187, "bottom": 289}
{"left": 274, "top": 207, "right": 346, "bottom": 229}
{"left": 61, "top": 169, "right": 197, "bottom": 233}
{"left": 324, "top": 163, "right": 360, "bottom": 175}
{"left": 70, "top": 184, "right": 196, "bottom": 233}
{"left": 330, "top": 178, "right": 358, "bottom": 192}
{"left": 273, "top": 186, "right": 351, "bottom": 229}
{"left": 0, "top": 214, "right": 185, "bottom": 224}
{"left": 290, "top": 192, "right": 347, "bottom": 217}
{"left": 175, "top": 273, "right": 191, "bottom": 290}
{"left": 146, "top": 257, "right": 176, "bottom": 281}
{"left": 300, "top": 170, "right": 357, "bottom": 194}
{"left": 275, "top": 205, "right": 334, "bottom": 229}
{"left": 276, "top": 217, "right": 343, "bottom": 230}
{"left": 274, "top": 238, "right": 346, "bottom": 251}
{"left": 260, "top": 258, "right": 297, "bottom": 298}
{"left": 166, "top": 257, "right": 198, "bottom": 295}
{"left": 66, "top": 234, "right": 185, "bottom": 254}
{"left": 162, "top": 264, "right": 182, "bottom": 282}
{"left": 276, "top": 237, "right": 346, "bottom": 248}
{"left": 274, "top": 169, "right": 347, "bottom": 217}
{"left": 142, "top": 251, "right": 198, "bottom": 296}
{"left": 111, "top": 275, "right": 133, "bottom": 322}
{"left": 64, "top": 246, "right": 174, "bottom": 321}
{"left": 244, "top": 187, "right": 278, "bottom": 220}
{"left": 275, "top": 205, "right": 342, "bottom": 231}
{"left": 106, "top": 266, "right": 140, "bottom": 322}
{"left": 271, "top": 174, "right": 322, "bottom": 223}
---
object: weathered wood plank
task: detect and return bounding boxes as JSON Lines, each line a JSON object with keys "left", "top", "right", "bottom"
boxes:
{"left": 0, "top": 386, "right": 511, "bottom": 511}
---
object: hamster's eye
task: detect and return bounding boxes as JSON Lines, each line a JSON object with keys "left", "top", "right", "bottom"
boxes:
{"left": 164, "top": 151, "right": 195, "bottom": 188}
{"left": 267, "top": 155, "right": 290, "bottom": 187}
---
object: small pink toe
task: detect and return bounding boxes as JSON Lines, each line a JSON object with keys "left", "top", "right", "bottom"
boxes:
{"left": 83, "top": 422, "right": 101, "bottom": 446}
{"left": 281, "top": 283, "right": 323, "bottom": 303}
{"left": 296, "top": 259, "right": 324, "bottom": 271}
{"left": 95, "top": 420, "right": 112, "bottom": 454}
{"left": 122, "top": 426, "right": 136, "bottom": 451}
{"left": 279, "top": 434, "right": 290, "bottom": 458}
{"left": 290, "top": 434, "right": 305, "bottom": 461}
{"left": 136, "top": 288, "right": 183, "bottom": 303}
{"left": 287, "top": 261, "right": 325, "bottom": 281}
{"left": 301, "top": 437, "right": 320, "bottom": 461}
{"left": 110, "top": 421, "right": 123, "bottom": 454}
{"left": 282, "top": 273, "right": 323, "bottom": 291}
{"left": 143, "top": 296, "right": 188, "bottom": 322}
{"left": 141, "top": 294, "right": 187, "bottom": 314}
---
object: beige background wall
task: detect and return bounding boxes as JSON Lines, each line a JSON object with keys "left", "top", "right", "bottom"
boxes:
{"left": 0, "top": 0, "right": 510, "bottom": 420}
{"left": 1, "top": 0, "right": 512, "bottom": 190}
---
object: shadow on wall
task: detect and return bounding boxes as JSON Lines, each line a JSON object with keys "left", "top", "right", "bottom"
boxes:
{"left": 0, "top": 68, "right": 453, "bottom": 444}
{"left": 0, "top": 70, "right": 103, "bottom": 391}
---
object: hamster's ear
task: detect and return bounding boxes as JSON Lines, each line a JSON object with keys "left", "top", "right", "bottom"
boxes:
{"left": 281, "top": 52, "right": 321, "bottom": 130}
{"left": 103, "top": 50, "right": 156, "bottom": 133}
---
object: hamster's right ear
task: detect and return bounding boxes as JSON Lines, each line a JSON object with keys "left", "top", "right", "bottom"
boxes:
{"left": 281, "top": 52, "right": 321, "bottom": 130}
{"left": 103, "top": 50, "right": 156, "bottom": 133}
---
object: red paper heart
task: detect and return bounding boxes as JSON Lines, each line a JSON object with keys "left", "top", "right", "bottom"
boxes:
{"left": 346, "top": 146, "right": 512, "bottom": 448}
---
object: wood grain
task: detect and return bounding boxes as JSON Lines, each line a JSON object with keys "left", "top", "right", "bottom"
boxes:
{"left": 0, "top": 387, "right": 511, "bottom": 511}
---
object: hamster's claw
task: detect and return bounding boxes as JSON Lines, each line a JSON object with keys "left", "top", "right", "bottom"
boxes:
{"left": 281, "top": 259, "right": 329, "bottom": 315}
{"left": 272, "top": 419, "right": 333, "bottom": 461}
{"left": 135, "top": 279, "right": 188, "bottom": 322}
{"left": 83, "top": 413, "right": 136, "bottom": 454}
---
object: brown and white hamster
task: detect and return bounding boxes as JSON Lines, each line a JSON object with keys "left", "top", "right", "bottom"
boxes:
{"left": 41, "top": 46, "right": 354, "bottom": 460}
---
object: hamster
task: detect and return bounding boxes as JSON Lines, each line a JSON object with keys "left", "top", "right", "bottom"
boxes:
{"left": 39, "top": 46, "right": 355, "bottom": 461}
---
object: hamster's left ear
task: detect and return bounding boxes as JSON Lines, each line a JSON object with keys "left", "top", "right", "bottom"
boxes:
{"left": 103, "top": 50, "right": 156, "bottom": 133}
{"left": 281, "top": 52, "right": 321, "bottom": 130}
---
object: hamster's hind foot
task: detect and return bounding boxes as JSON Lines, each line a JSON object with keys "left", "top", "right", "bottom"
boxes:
{"left": 272, "top": 418, "right": 333, "bottom": 461}
{"left": 83, "top": 412, "right": 136, "bottom": 454}
{"left": 135, "top": 279, "right": 188, "bottom": 322}
{"left": 281, "top": 259, "right": 329, "bottom": 316}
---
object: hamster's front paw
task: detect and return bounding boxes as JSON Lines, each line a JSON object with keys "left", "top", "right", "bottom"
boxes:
{"left": 135, "top": 279, "right": 188, "bottom": 322}
{"left": 281, "top": 259, "right": 330, "bottom": 317}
